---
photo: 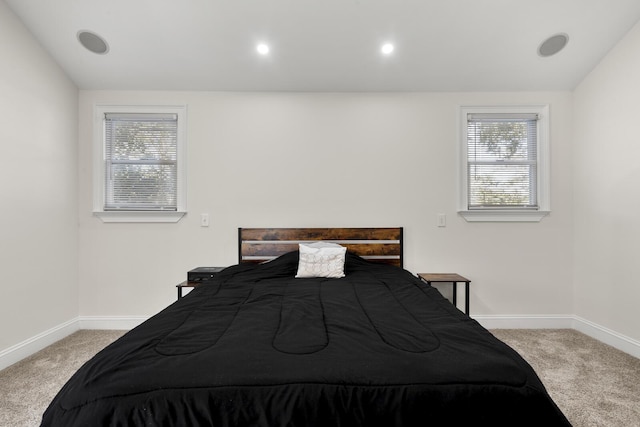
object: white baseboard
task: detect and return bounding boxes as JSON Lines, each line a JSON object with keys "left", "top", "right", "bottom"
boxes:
{"left": 0, "top": 318, "right": 79, "bottom": 371}
{"left": 2, "top": 314, "right": 638, "bottom": 372}
{"left": 0, "top": 316, "right": 148, "bottom": 372}
{"left": 572, "top": 316, "right": 640, "bottom": 359}
{"left": 472, "top": 314, "right": 575, "bottom": 330}
{"left": 78, "top": 316, "right": 148, "bottom": 330}
{"left": 474, "top": 314, "right": 640, "bottom": 359}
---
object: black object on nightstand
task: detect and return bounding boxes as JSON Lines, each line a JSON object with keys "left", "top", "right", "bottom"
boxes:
{"left": 177, "top": 267, "right": 226, "bottom": 299}
{"left": 187, "top": 266, "right": 226, "bottom": 282}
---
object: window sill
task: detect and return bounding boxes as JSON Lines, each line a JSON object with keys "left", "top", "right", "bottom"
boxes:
{"left": 458, "top": 210, "right": 549, "bottom": 222}
{"left": 94, "top": 211, "right": 186, "bottom": 223}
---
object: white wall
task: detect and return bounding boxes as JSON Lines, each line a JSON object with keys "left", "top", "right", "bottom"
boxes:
{"left": 0, "top": 2, "right": 78, "bottom": 353}
{"left": 78, "top": 91, "right": 574, "bottom": 319}
{"left": 573, "top": 20, "right": 640, "bottom": 343}
{"left": 2, "top": 0, "right": 639, "bottom": 365}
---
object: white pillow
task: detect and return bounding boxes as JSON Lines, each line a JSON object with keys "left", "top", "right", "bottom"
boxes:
{"left": 295, "top": 242, "right": 347, "bottom": 279}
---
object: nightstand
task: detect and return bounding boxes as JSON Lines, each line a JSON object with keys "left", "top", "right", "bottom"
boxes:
{"left": 176, "top": 281, "right": 201, "bottom": 299}
{"left": 177, "top": 267, "right": 226, "bottom": 299}
{"left": 417, "top": 273, "right": 471, "bottom": 315}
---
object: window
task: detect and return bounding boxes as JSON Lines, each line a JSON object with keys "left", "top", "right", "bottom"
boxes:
{"left": 459, "top": 106, "right": 549, "bottom": 222}
{"left": 93, "top": 105, "right": 187, "bottom": 222}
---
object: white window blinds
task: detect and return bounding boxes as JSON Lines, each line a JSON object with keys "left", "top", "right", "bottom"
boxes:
{"left": 104, "top": 113, "right": 178, "bottom": 211}
{"left": 467, "top": 113, "right": 539, "bottom": 210}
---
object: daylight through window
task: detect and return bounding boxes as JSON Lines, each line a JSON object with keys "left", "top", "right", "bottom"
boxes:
{"left": 104, "top": 113, "right": 178, "bottom": 211}
{"left": 466, "top": 113, "right": 539, "bottom": 210}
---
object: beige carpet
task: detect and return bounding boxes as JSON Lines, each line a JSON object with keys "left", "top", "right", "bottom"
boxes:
{"left": 0, "top": 329, "right": 638, "bottom": 426}
{"left": 491, "top": 329, "right": 640, "bottom": 427}
{"left": 0, "top": 330, "right": 125, "bottom": 427}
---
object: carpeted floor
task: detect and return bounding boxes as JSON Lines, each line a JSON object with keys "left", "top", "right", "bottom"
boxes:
{"left": 491, "top": 329, "right": 640, "bottom": 427}
{"left": 0, "top": 330, "right": 126, "bottom": 427}
{"left": 0, "top": 329, "right": 638, "bottom": 426}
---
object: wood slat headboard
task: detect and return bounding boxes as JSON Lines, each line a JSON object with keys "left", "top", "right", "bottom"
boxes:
{"left": 238, "top": 227, "right": 403, "bottom": 268}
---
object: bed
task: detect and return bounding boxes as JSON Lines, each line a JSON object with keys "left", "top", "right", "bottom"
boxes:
{"left": 41, "top": 227, "right": 570, "bottom": 426}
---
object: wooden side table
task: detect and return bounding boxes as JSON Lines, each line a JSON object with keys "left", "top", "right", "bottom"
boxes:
{"left": 177, "top": 267, "right": 226, "bottom": 299}
{"left": 176, "top": 281, "right": 202, "bottom": 299}
{"left": 417, "top": 273, "right": 471, "bottom": 315}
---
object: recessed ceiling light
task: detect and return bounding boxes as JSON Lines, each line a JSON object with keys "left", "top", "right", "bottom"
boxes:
{"left": 381, "top": 43, "right": 395, "bottom": 55}
{"left": 538, "top": 33, "right": 569, "bottom": 57}
{"left": 256, "top": 43, "right": 270, "bottom": 55}
{"left": 77, "top": 30, "right": 109, "bottom": 55}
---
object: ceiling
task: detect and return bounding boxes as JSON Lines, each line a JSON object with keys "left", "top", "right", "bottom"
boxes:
{"left": 6, "top": 0, "right": 640, "bottom": 92}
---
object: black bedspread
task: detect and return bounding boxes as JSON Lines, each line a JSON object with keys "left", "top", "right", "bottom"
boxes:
{"left": 42, "top": 252, "right": 570, "bottom": 426}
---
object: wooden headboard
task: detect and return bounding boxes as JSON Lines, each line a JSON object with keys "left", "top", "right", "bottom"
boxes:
{"left": 238, "top": 227, "right": 403, "bottom": 268}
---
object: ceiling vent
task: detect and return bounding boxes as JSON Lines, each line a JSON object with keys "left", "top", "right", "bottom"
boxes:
{"left": 538, "top": 33, "right": 569, "bottom": 57}
{"left": 77, "top": 30, "right": 109, "bottom": 55}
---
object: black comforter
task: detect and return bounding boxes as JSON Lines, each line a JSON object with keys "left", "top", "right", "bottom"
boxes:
{"left": 42, "top": 252, "right": 570, "bottom": 426}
